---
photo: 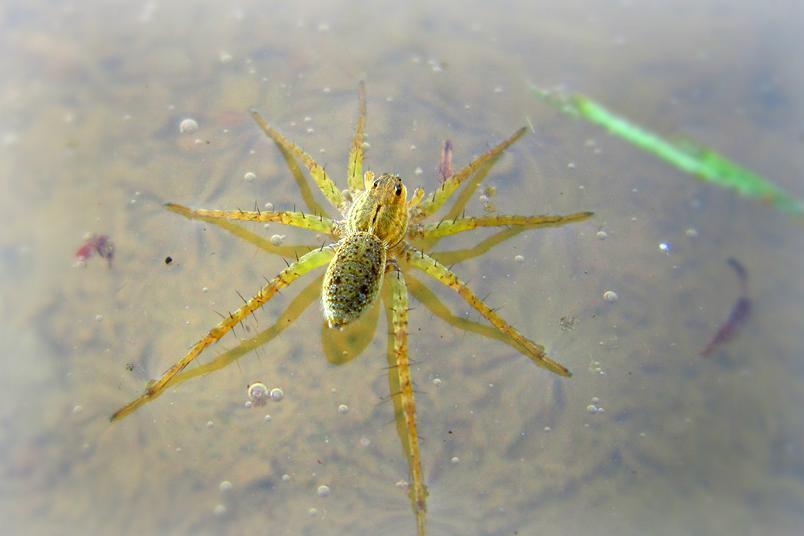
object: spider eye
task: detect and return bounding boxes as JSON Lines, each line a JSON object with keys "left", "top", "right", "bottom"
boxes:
{"left": 394, "top": 184, "right": 403, "bottom": 196}
{"left": 372, "top": 180, "right": 380, "bottom": 189}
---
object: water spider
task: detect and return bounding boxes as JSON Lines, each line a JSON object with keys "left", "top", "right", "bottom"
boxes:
{"left": 111, "top": 83, "right": 592, "bottom": 535}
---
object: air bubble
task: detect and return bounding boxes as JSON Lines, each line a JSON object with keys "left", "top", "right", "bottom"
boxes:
{"left": 179, "top": 118, "right": 199, "bottom": 134}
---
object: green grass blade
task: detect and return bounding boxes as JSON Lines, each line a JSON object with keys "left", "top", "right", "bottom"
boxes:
{"left": 532, "top": 87, "right": 803, "bottom": 215}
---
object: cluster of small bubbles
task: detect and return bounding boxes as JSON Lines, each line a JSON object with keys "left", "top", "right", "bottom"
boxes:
{"left": 179, "top": 118, "right": 199, "bottom": 134}
{"left": 270, "top": 387, "right": 284, "bottom": 402}
{"left": 270, "top": 234, "right": 286, "bottom": 246}
{"left": 596, "top": 229, "right": 608, "bottom": 240}
{"left": 432, "top": 377, "right": 443, "bottom": 387}
{"left": 414, "top": 166, "right": 423, "bottom": 176}
{"left": 213, "top": 504, "right": 227, "bottom": 516}
{"left": 587, "top": 404, "right": 604, "bottom": 414}
{"left": 317, "top": 485, "right": 331, "bottom": 497}
{"left": 514, "top": 255, "right": 525, "bottom": 263}
{"left": 589, "top": 360, "right": 606, "bottom": 375}
{"left": 243, "top": 171, "right": 256, "bottom": 182}
{"left": 247, "top": 382, "right": 269, "bottom": 406}
{"left": 219, "top": 480, "right": 233, "bottom": 492}
{"left": 602, "top": 290, "right": 619, "bottom": 303}
{"left": 450, "top": 456, "right": 460, "bottom": 464}
{"left": 282, "top": 473, "right": 291, "bottom": 482}
{"left": 337, "top": 404, "right": 349, "bottom": 415}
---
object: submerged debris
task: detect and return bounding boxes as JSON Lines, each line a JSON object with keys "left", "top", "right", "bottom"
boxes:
{"left": 532, "top": 87, "right": 804, "bottom": 215}
{"left": 74, "top": 234, "right": 115, "bottom": 268}
{"left": 701, "top": 258, "right": 751, "bottom": 357}
{"left": 437, "top": 140, "right": 454, "bottom": 182}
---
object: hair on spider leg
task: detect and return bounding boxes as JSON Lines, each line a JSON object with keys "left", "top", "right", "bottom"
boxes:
{"left": 381, "top": 358, "right": 421, "bottom": 371}
{"left": 235, "top": 290, "right": 259, "bottom": 323}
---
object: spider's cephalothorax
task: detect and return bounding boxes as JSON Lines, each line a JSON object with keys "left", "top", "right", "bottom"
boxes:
{"left": 322, "top": 172, "right": 409, "bottom": 328}
{"left": 112, "top": 83, "right": 593, "bottom": 536}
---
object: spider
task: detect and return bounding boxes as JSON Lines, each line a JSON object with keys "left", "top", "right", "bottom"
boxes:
{"left": 111, "top": 83, "right": 592, "bottom": 535}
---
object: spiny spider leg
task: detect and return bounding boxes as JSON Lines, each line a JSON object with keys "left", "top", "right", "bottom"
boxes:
{"left": 406, "top": 273, "right": 512, "bottom": 347}
{"left": 413, "top": 127, "right": 528, "bottom": 222}
{"left": 250, "top": 109, "right": 344, "bottom": 210}
{"left": 385, "top": 267, "right": 428, "bottom": 535}
{"left": 165, "top": 203, "right": 321, "bottom": 258}
{"left": 272, "top": 135, "right": 331, "bottom": 218}
{"left": 112, "top": 275, "right": 324, "bottom": 417}
{"left": 111, "top": 247, "right": 335, "bottom": 421}
{"left": 403, "top": 246, "right": 572, "bottom": 377}
{"left": 414, "top": 211, "right": 594, "bottom": 240}
{"left": 170, "top": 275, "right": 324, "bottom": 386}
{"left": 165, "top": 203, "right": 339, "bottom": 236}
{"left": 347, "top": 81, "right": 367, "bottom": 192}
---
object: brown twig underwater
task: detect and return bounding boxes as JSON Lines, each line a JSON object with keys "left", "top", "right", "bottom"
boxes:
{"left": 701, "top": 258, "right": 751, "bottom": 357}
{"left": 437, "top": 139, "right": 453, "bottom": 182}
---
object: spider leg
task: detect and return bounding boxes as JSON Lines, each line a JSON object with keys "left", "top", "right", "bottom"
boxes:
{"left": 403, "top": 246, "right": 571, "bottom": 377}
{"left": 407, "top": 273, "right": 511, "bottom": 346}
{"left": 347, "top": 81, "right": 367, "bottom": 192}
{"left": 250, "top": 109, "right": 344, "bottom": 210}
{"left": 112, "top": 275, "right": 324, "bottom": 418}
{"left": 384, "top": 267, "right": 428, "bottom": 535}
{"left": 272, "top": 134, "right": 331, "bottom": 218}
{"left": 413, "top": 211, "right": 593, "bottom": 240}
{"left": 413, "top": 127, "right": 528, "bottom": 222}
{"left": 165, "top": 203, "right": 339, "bottom": 236}
{"left": 110, "top": 247, "right": 335, "bottom": 421}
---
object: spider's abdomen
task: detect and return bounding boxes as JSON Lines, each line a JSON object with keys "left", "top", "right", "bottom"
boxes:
{"left": 322, "top": 231, "right": 386, "bottom": 328}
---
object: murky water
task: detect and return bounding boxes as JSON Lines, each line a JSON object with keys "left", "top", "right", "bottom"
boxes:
{"left": 2, "top": 1, "right": 803, "bottom": 535}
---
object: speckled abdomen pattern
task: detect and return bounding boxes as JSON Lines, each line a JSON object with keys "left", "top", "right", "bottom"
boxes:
{"left": 322, "top": 231, "right": 387, "bottom": 328}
